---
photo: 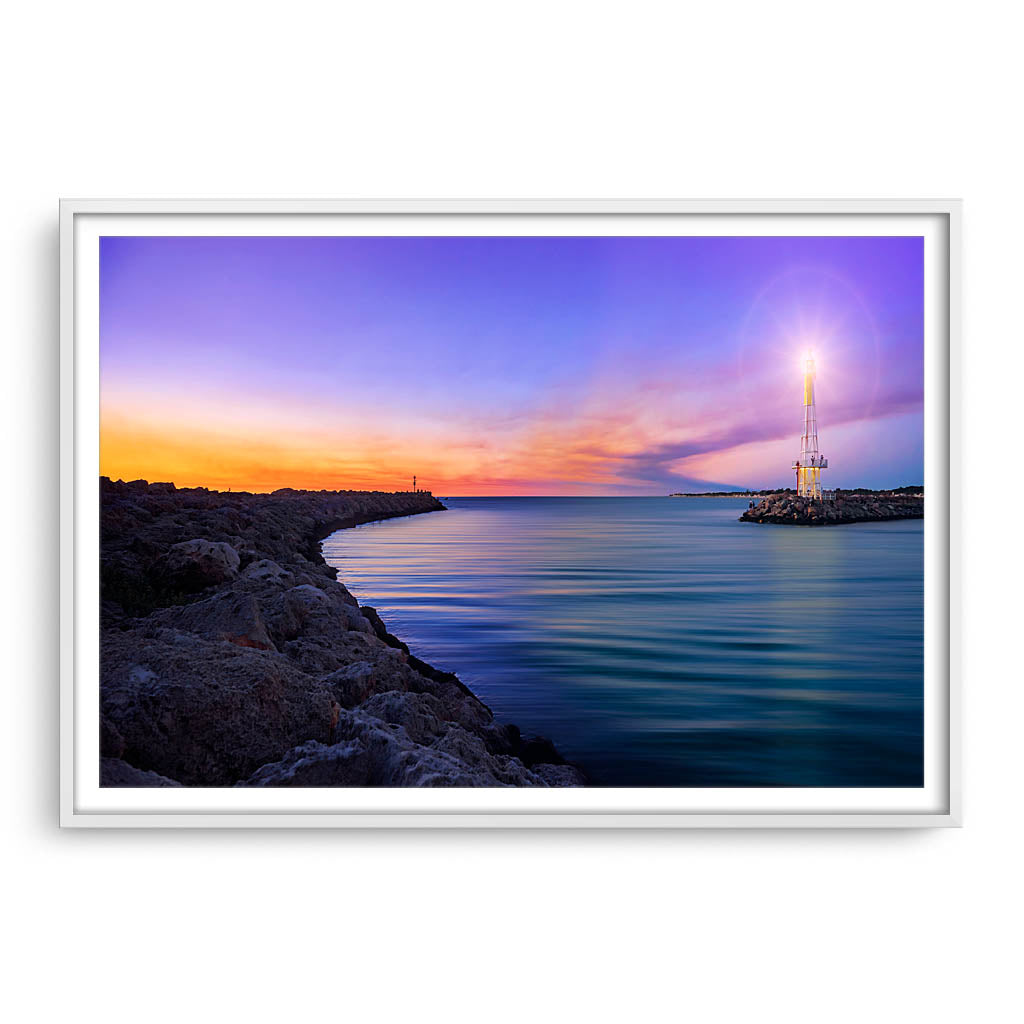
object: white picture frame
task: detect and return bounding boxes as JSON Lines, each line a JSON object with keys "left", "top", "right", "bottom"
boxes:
{"left": 60, "top": 198, "right": 960, "bottom": 828}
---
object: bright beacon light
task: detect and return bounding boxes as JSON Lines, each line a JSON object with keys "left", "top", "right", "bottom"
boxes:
{"left": 793, "top": 347, "right": 828, "bottom": 499}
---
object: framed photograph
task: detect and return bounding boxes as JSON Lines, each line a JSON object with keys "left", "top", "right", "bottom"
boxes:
{"left": 59, "top": 199, "right": 959, "bottom": 827}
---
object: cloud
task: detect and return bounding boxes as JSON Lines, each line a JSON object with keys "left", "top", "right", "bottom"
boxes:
{"left": 101, "top": 351, "right": 924, "bottom": 494}
{"left": 612, "top": 386, "right": 924, "bottom": 487}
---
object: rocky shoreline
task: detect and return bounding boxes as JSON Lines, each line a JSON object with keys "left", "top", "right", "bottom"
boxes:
{"left": 739, "top": 491, "right": 924, "bottom": 526}
{"left": 100, "top": 478, "right": 584, "bottom": 787}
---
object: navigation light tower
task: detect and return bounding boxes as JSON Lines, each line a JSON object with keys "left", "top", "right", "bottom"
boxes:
{"left": 792, "top": 351, "right": 828, "bottom": 499}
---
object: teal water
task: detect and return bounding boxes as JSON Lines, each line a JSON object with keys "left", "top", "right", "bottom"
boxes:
{"left": 322, "top": 497, "right": 923, "bottom": 787}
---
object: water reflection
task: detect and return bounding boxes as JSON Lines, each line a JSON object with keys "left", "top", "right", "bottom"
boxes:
{"left": 322, "top": 497, "right": 923, "bottom": 787}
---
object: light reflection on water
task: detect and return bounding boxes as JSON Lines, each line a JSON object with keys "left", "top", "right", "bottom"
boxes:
{"left": 322, "top": 497, "right": 923, "bottom": 787}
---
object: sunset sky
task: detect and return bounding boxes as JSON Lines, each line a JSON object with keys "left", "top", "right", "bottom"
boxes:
{"left": 100, "top": 235, "right": 923, "bottom": 494}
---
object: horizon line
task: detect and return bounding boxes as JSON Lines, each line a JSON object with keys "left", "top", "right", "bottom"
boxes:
{"left": 101, "top": 476, "right": 923, "bottom": 498}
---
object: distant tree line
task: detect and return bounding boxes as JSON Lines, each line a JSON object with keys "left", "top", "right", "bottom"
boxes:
{"left": 669, "top": 489, "right": 786, "bottom": 497}
{"left": 833, "top": 484, "right": 924, "bottom": 496}
{"left": 669, "top": 484, "right": 924, "bottom": 497}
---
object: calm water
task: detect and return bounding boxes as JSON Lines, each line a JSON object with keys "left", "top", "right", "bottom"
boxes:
{"left": 322, "top": 497, "right": 923, "bottom": 787}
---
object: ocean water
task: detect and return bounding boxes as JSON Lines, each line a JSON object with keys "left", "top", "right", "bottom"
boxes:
{"left": 322, "top": 497, "right": 923, "bottom": 787}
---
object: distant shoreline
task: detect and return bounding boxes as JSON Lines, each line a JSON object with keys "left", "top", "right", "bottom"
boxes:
{"left": 671, "top": 486, "right": 924, "bottom": 499}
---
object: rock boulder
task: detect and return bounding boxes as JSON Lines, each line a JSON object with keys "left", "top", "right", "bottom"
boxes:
{"left": 152, "top": 538, "right": 241, "bottom": 593}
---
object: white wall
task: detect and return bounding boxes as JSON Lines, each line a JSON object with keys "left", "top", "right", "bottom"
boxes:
{"left": 4, "top": 3, "right": 1019, "bottom": 1021}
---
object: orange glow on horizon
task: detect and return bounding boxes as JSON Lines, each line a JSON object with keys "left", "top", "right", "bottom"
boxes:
{"left": 100, "top": 412, "right": 673, "bottom": 495}
{"left": 100, "top": 349, "right": 922, "bottom": 495}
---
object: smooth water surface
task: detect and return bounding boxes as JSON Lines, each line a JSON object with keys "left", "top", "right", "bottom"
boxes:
{"left": 323, "top": 497, "right": 923, "bottom": 786}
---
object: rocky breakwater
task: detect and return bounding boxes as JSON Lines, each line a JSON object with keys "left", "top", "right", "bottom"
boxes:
{"left": 100, "top": 478, "right": 584, "bottom": 787}
{"left": 739, "top": 491, "right": 924, "bottom": 526}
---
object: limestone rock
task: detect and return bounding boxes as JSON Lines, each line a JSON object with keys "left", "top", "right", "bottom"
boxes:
{"left": 530, "top": 762, "right": 589, "bottom": 787}
{"left": 151, "top": 588, "right": 276, "bottom": 651}
{"left": 263, "top": 583, "right": 373, "bottom": 646}
{"left": 100, "top": 714, "right": 126, "bottom": 758}
{"left": 153, "top": 538, "right": 241, "bottom": 593}
{"left": 101, "top": 758, "right": 183, "bottom": 787}
{"left": 240, "top": 711, "right": 570, "bottom": 788}
{"left": 360, "top": 689, "right": 447, "bottom": 745}
{"left": 739, "top": 492, "right": 923, "bottom": 527}
{"left": 243, "top": 558, "right": 292, "bottom": 583}
{"left": 101, "top": 626, "right": 337, "bottom": 785}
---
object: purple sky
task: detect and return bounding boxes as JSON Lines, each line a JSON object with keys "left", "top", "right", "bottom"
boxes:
{"left": 100, "top": 235, "right": 924, "bottom": 493}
